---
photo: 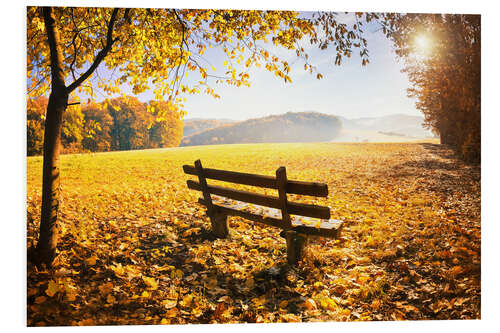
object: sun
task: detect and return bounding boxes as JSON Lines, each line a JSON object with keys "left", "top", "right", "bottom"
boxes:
{"left": 413, "top": 33, "right": 433, "bottom": 55}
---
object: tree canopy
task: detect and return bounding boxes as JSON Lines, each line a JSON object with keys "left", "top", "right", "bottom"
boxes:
{"left": 27, "top": 8, "right": 376, "bottom": 113}
{"left": 384, "top": 13, "right": 480, "bottom": 162}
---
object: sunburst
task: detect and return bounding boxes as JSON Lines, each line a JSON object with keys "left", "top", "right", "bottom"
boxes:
{"left": 413, "top": 33, "right": 433, "bottom": 55}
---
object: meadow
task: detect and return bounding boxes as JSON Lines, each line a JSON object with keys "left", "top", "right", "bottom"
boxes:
{"left": 26, "top": 140, "right": 481, "bottom": 325}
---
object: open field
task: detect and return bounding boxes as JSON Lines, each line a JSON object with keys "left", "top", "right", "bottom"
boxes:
{"left": 27, "top": 140, "right": 481, "bottom": 325}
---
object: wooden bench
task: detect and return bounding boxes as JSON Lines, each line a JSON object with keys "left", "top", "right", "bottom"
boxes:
{"left": 183, "top": 159, "right": 343, "bottom": 265}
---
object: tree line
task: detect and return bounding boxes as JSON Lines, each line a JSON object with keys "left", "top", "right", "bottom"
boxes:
{"left": 385, "top": 14, "right": 480, "bottom": 163}
{"left": 27, "top": 96, "right": 184, "bottom": 156}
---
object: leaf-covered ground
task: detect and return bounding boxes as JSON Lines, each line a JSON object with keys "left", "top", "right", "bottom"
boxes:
{"left": 26, "top": 141, "right": 480, "bottom": 325}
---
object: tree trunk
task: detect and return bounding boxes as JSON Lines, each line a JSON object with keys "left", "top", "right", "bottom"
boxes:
{"left": 35, "top": 89, "right": 68, "bottom": 267}
{"left": 30, "top": 7, "right": 119, "bottom": 267}
{"left": 32, "top": 7, "right": 68, "bottom": 267}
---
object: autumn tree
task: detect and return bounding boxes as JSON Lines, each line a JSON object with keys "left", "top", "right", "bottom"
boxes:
{"left": 61, "top": 103, "right": 85, "bottom": 153}
{"left": 383, "top": 13, "right": 480, "bottom": 162}
{"left": 81, "top": 102, "right": 114, "bottom": 152}
{"left": 148, "top": 100, "right": 184, "bottom": 148}
{"left": 105, "top": 96, "right": 150, "bottom": 151}
{"left": 27, "top": 7, "right": 375, "bottom": 267}
{"left": 27, "top": 97, "right": 187, "bottom": 154}
{"left": 27, "top": 97, "right": 48, "bottom": 156}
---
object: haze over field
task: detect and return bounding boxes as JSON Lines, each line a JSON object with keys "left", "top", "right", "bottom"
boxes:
{"left": 181, "top": 112, "right": 434, "bottom": 145}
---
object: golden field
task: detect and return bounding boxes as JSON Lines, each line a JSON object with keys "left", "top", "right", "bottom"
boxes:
{"left": 26, "top": 140, "right": 481, "bottom": 325}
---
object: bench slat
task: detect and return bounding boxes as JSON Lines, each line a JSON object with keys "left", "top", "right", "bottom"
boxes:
{"left": 188, "top": 180, "right": 331, "bottom": 219}
{"left": 211, "top": 201, "right": 284, "bottom": 229}
{"left": 183, "top": 164, "right": 328, "bottom": 197}
{"left": 292, "top": 219, "right": 343, "bottom": 238}
{"left": 199, "top": 198, "right": 342, "bottom": 238}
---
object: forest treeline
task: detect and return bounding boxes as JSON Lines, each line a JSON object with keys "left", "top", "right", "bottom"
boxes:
{"left": 387, "top": 14, "right": 480, "bottom": 163}
{"left": 27, "top": 96, "right": 183, "bottom": 156}
{"left": 180, "top": 112, "right": 342, "bottom": 146}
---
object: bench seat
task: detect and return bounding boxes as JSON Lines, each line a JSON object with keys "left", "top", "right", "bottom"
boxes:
{"left": 184, "top": 159, "right": 343, "bottom": 265}
{"left": 207, "top": 195, "right": 343, "bottom": 239}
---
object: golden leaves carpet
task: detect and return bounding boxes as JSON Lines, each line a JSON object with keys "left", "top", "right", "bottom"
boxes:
{"left": 26, "top": 141, "right": 480, "bottom": 325}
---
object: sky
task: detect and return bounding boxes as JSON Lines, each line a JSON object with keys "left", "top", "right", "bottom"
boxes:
{"left": 77, "top": 11, "right": 421, "bottom": 121}
{"left": 178, "top": 16, "right": 420, "bottom": 121}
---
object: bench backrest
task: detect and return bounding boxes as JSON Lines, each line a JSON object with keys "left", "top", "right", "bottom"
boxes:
{"left": 183, "top": 159, "right": 330, "bottom": 230}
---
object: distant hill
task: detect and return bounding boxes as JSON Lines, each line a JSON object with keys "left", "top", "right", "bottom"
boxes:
{"left": 180, "top": 112, "right": 342, "bottom": 146}
{"left": 182, "top": 118, "right": 236, "bottom": 137}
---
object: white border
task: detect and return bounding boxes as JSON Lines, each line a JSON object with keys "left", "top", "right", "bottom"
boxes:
{"left": 4, "top": 0, "right": 498, "bottom": 332}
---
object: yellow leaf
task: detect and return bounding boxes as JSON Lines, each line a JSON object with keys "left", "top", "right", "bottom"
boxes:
{"left": 160, "top": 318, "right": 169, "bottom": 324}
{"left": 326, "top": 298, "right": 337, "bottom": 310}
{"left": 46, "top": 280, "right": 59, "bottom": 297}
{"left": 170, "top": 269, "right": 184, "bottom": 279}
{"left": 161, "top": 299, "right": 177, "bottom": 309}
{"left": 64, "top": 282, "right": 77, "bottom": 301}
{"left": 141, "top": 290, "right": 150, "bottom": 297}
{"left": 319, "top": 297, "right": 328, "bottom": 309}
{"left": 180, "top": 294, "right": 193, "bottom": 307}
{"left": 304, "top": 298, "right": 317, "bottom": 310}
{"left": 142, "top": 276, "right": 158, "bottom": 290}
{"left": 111, "top": 263, "right": 125, "bottom": 277}
{"left": 280, "top": 313, "right": 300, "bottom": 322}
{"left": 125, "top": 265, "right": 141, "bottom": 278}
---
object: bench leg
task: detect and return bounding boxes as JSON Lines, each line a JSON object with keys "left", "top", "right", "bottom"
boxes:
{"left": 210, "top": 213, "right": 229, "bottom": 238}
{"left": 285, "top": 230, "right": 307, "bottom": 265}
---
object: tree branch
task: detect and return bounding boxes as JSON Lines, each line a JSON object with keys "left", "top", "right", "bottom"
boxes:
{"left": 67, "top": 8, "right": 119, "bottom": 93}
{"left": 42, "top": 7, "right": 66, "bottom": 91}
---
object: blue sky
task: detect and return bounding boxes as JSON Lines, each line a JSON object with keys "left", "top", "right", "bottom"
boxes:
{"left": 178, "top": 15, "right": 419, "bottom": 121}
{"left": 82, "top": 11, "right": 421, "bottom": 121}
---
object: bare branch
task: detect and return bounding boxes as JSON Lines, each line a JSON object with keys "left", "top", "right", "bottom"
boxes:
{"left": 67, "top": 8, "right": 120, "bottom": 93}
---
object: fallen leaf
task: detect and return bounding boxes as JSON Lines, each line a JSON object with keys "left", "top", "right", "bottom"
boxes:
{"left": 86, "top": 255, "right": 97, "bottom": 266}
{"left": 98, "top": 282, "right": 114, "bottom": 295}
{"left": 142, "top": 276, "right": 158, "bottom": 290}
{"left": 304, "top": 298, "right": 317, "bottom": 310}
{"left": 35, "top": 296, "right": 46, "bottom": 304}
{"left": 161, "top": 299, "right": 177, "bottom": 309}
{"left": 46, "top": 280, "right": 59, "bottom": 297}
{"left": 165, "top": 307, "right": 179, "bottom": 318}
